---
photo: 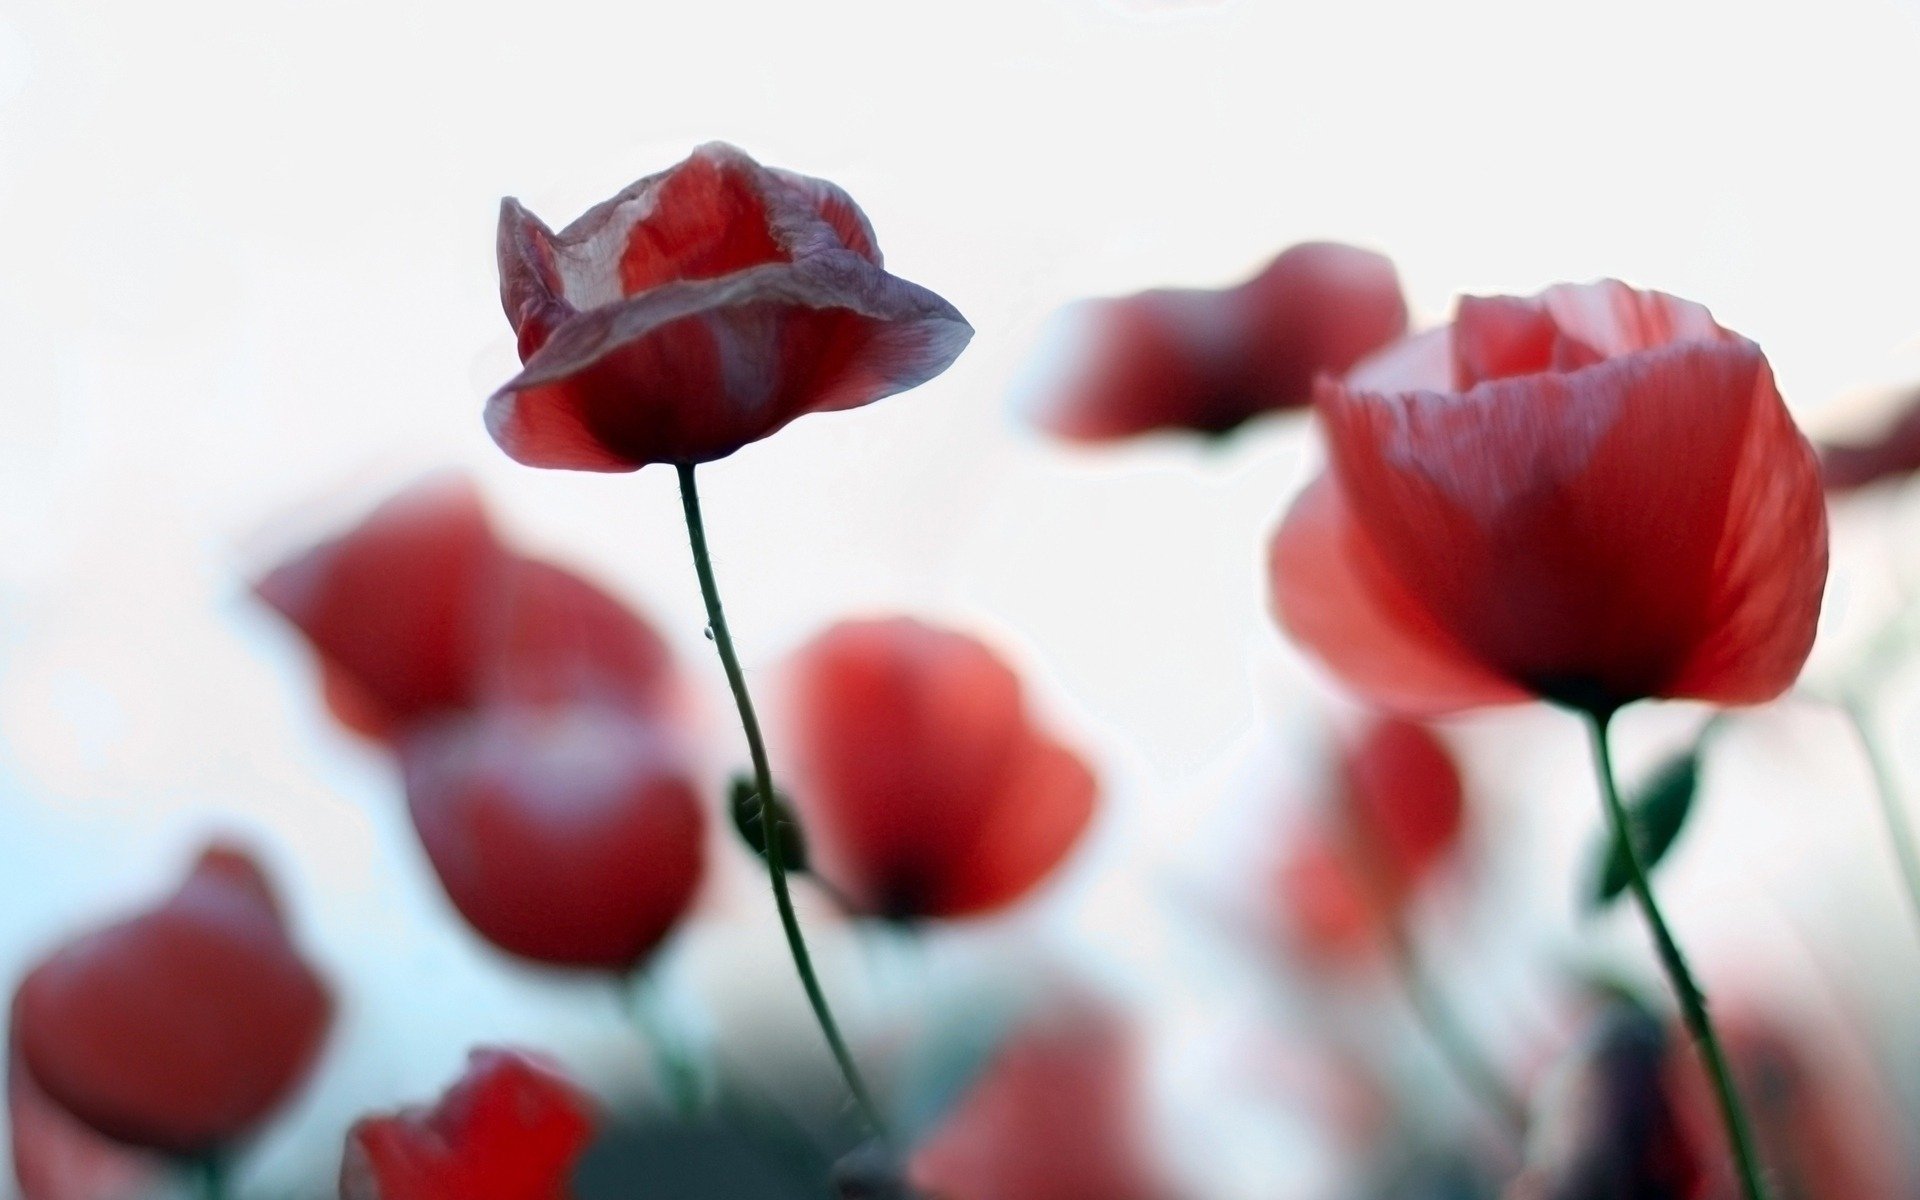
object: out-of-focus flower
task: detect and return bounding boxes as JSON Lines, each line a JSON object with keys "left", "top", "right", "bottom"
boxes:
{"left": 9, "top": 1010, "right": 159, "bottom": 1200}
{"left": 13, "top": 844, "right": 332, "bottom": 1157}
{"left": 1818, "top": 386, "right": 1920, "bottom": 493}
{"left": 488, "top": 142, "right": 973, "bottom": 471}
{"left": 1268, "top": 280, "right": 1827, "bottom": 717}
{"left": 340, "top": 1049, "right": 595, "bottom": 1200}
{"left": 1513, "top": 997, "right": 1908, "bottom": 1200}
{"left": 256, "top": 477, "right": 677, "bottom": 742}
{"left": 1275, "top": 718, "right": 1465, "bottom": 964}
{"left": 260, "top": 477, "right": 705, "bottom": 972}
{"left": 1031, "top": 242, "right": 1407, "bottom": 441}
{"left": 399, "top": 706, "right": 706, "bottom": 971}
{"left": 910, "top": 1000, "right": 1182, "bottom": 1200}
{"left": 781, "top": 617, "right": 1097, "bottom": 921}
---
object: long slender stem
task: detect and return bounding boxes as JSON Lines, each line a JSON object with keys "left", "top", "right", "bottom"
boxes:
{"left": 1378, "top": 914, "right": 1529, "bottom": 1140}
{"left": 674, "top": 463, "right": 890, "bottom": 1143}
{"left": 1583, "top": 711, "right": 1769, "bottom": 1200}
{"left": 1840, "top": 696, "right": 1920, "bottom": 945}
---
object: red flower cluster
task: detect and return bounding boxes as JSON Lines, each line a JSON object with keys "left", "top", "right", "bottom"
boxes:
{"left": 259, "top": 477, "right": 705, "bottom": 971}
{"left": 1032, "top": 241, "right": 1408, "bottom": 441}
{"left": 490, "top": 142, "right": 973, "bottom": 471}
{"left": 782, "top": 617, "right": 1098, "bottom": 921}
{"left": 1275, "top": 718, "right": 1466, "bottom": 965}
{"left": 1269, "top": 280, "right": 1829, "bottom": 717}
{"left": 11, "top": 845, "right": 331, "bottom": 1163}
{"left": 341, "top": 1049, "right": 595, "bottom": 1200}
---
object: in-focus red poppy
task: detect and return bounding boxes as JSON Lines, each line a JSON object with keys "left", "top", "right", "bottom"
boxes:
{"left": 257, "top": 477, "right": 679, "bottom": 741}
{"left": 399, "top": 704, "right": 706, "bottom": 972}
{"left": 13, "top": 844, "right": 332, "bottom": 1157}
{"left": 10, "top": 1010, "right": 159, "bottom": 1200}
{"left": 1818, "top": 385, "right": 1920, "bottom": 492}
{"left": 1031, "top": 241, "right": 1408, "bottom": 441}
{"left": 781, "top": 617, "right": 1097, "bottom": 921}
{"left": 489, "top": 142, "right": 973, "bottom": 471}
{"left": 340, "top": 1048, "right": 595, "bottom": 1200}
{"left": 1268, "top": 279, "right": 1828, "bottom": 717}
{"left": 910, "top": 1000, "right": 1181, "bottom": 1200}
{"left": 1274, "top": 718, "right": 1465, "bottom": 964}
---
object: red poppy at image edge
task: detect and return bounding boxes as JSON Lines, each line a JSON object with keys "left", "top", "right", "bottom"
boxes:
{"left": 340, "top": 1049, "right": 595, "bottom": 1200}
{"left": 1029, "top": 241, "right": 1410, "bottom": 441}
{"left": 910, "top": 999, "right": 1182, "bottom": 1200}
{"left": 489, "top": 141, "right": 974, "bottom": 471}
{"left": 1267, "top": 279, "right": 1829, "bottom": 717}
{"left": 1276, "top": 718, "right": 1466, "bottom": 965}
{"left": 256, "top": 477, "right": 708, "bottom": 972}
{"left": 779, "top": 617, "right": 1098, "bottom": 921}
{"left": 11, "top": 844, "right": 332, "bottom": 1158}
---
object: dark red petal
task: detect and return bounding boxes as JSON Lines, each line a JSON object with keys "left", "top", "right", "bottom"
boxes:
{"left": 400, "top": 706, "right": 705, "bottom": 971}
{"left": 1268, "top": 476, "right": 1527, "bottom": 715}
{"left": 1032, "top": 289, "right": 1239, "bottom": 441}
{"left": 341, "top": 1049, "right": 595, "bottom": 1200}
{"left": 486, "top": 260, "right": 971, "bottom": 470}
{"left": 1819, "top": 387, "right": 1920, "bottom": 492}
{"left": 920, "top": 731, "right": 1098, "bottom": 918}
{"left": 10, "top": 1015, "right": 158, "bottom": 1200}
{"left": 1319, "top": 339, "right": 1817, "bottom": 708}
{"left": 14, "top": 845, "right": 332, "bottom": 1155}
{"left": 1340, "top": 718, "right": 1464, "bottom": 887}
{"left": 497, "top": 198, "right": 574, "bottom": 362}
{"left": 911, "top": 1002, "right": 1178, "bottom": 1200}
{"left": 485, "top": 557, "right": 678, "bottom": 717}
{"left": 786, "top": 619, "right": 1028, "bottom": 918}
{"left": 257, "top": 477, "right": 507, "bottom": 736}
{"left": 1235, "top": 241, "right": 1408, "bottom": 408}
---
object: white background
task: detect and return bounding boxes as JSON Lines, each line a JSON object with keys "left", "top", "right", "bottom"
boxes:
{"left": 4, "top": 0, "right": 1920, "bottom": 1194}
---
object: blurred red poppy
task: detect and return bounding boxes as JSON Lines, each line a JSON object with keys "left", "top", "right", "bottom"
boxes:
{"left": 1818, "top": 386, "right": 1920, "bottom": 492}
{"left": 10, "top": 1012, "right": 159, "bottom": 1200}
{"left": 399, "top": 705, "right": 706, "bottom": 972}
{"left": 488, "top": 142, "right": 973, "bottom": 471}
{"left": 1032, "top": 241, "right": 1408, "bottom": 441}
{"left": 782, "top": 617, "right": 1097, "bottom": 921}
{"left": 341, "top": 1048, "right": 595, "bottom": 1200}
{"left": 1268, "top": 280, "right": 1828, "bottom": 717}
{"left": 257, "top": 477, "right": 678, "bottom": 742}
{"left": 911, "top": 1000, "right": 1181, "bottom": 1200}
{"left": 13, "top": 845, "right": 332, "bottom": 1156}
{"left": 1275, "top": 718, "right": 1465, "bottom": 964}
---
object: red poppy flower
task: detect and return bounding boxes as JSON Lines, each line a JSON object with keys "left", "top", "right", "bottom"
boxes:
{"left": 340, "top": 1048, "right": 595, "bottom": 1200}
{"left": 399, "top": 705, "right": 706, "bottom": 972}
{"left": 258, "top": 477, "right": 678, "bottom": 740}
{"left": 910, "top": 1001, "right": 1180, "bottom": 1200}
{"left": 1032, "top": 241, "right": 1408, "bottom": 441}
{"left": 1268, "top": 280, "right": 1828, "bottom": 717}
{"left": 1818, "top": 385, "right": 1920, "bottom": 492}
{"left": 781, "top": 617, "right": 1097, "bottom": 921}
{"left": 10, "top": 1012, "right": 159, "bottom": 1200}
{"left": 488, "top": 142, "right": 973, "bottom": 471}
{"left": 1274, "top": 718, "right": 1465, "bottom": 963}
{"left": 13, "top": 845, "right": 332, "bottom": 1157}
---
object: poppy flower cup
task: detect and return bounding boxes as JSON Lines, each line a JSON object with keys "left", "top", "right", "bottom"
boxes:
{"left": 489, "top": 142, "right": 974, "bottom": 471}
{"left": 1032, "top": 241, "right": 1408, "bottom": 442}
{"left": 341, "top": 1049, "right": 595, "bottom": 1200}
{"left": 12, "top": 845, "right": 332, "bottom": 1159}
{"left": 782, "top": 617, "right": 1099, "bottom": 922}
{"left": 1268, "top": 279, "right": 1828, "bottom": 719}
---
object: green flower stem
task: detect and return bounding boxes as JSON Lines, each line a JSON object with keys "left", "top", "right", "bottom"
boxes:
{"left": 675, "top": 463, "right": 890, "bottom": 1144}
{"left": 1839, "top": 695, "right": 1920, "bottom": 947}
{"left": 1583, "top": 711, "right": 1769, "bottom": 1200}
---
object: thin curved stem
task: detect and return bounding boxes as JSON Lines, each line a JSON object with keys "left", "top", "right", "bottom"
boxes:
{"left": 1378, "top": 914, "right": 1530, "bottom": 1141}
{"left": 675, "top": 463, "right": 891, "bottom": 1144}
{"left": 1584, "top": 711, "right": 1769, "bottom": 1200}
{"left": 1839, "top": 696, "right": 1920, "bottom": 946}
